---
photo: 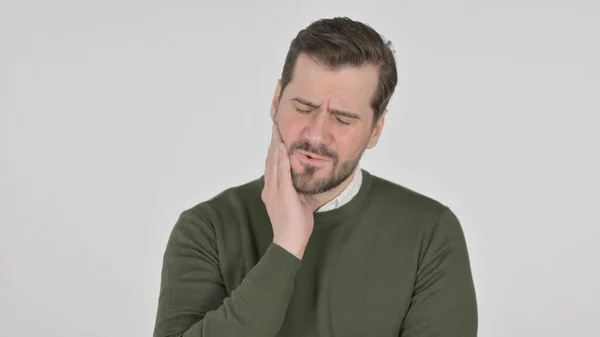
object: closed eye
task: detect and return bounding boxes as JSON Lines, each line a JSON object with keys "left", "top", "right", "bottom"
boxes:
{"left": 294, "top": 105, "right": 351, "bottom": 125}
{"left": 335, "top": 117, "right": 350, "bottom": 125}
{"left": 295, "top": 107, "right": 312, "bottom": 113}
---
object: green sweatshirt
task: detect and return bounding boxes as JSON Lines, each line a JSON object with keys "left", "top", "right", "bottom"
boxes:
{"left": 153, "top": 169, "right": 477, "bottom": 337}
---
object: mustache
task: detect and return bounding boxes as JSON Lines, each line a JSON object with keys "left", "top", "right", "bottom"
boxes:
{"left": 289, "top": 141, "right": 338, "bottom": 160}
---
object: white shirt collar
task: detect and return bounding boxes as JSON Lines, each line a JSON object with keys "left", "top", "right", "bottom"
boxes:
{"left": 316, "top": 166, "right": 363, "bottom": 213}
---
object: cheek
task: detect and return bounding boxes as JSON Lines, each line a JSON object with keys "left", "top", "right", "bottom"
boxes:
{"left": 276, "top": 114, "right": 303, "bottom": 146}
{"left": 336, "top": 132, "right": 366, "bottom": 159}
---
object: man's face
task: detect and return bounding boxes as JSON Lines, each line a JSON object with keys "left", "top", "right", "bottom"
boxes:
{"left": 271, "top": 53, "right": 386, "bottom": 195}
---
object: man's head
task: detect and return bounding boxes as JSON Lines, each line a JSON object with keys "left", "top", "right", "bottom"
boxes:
{"left": 270, "top": 17, "right": 398, "bottom": 195}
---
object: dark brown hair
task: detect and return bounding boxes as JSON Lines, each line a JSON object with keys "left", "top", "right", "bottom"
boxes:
{"left": 280, "top": 17, "right": 398, "bottom": 126}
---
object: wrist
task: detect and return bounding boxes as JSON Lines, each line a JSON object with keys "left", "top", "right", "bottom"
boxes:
{"left": 273, "top": 236, "right": 307, "bottom": 260}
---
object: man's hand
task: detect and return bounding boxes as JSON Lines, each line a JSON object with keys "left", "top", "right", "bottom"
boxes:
{"left": 261, "top": 123, "right": 314, "bottom": 260}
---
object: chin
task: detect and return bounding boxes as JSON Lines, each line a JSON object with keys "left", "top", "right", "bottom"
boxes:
{"left": 290, "top": 166, "right": 339, "bottom": 195}
{"left": 292, "top": 179, "right": 324, "bottom": 195}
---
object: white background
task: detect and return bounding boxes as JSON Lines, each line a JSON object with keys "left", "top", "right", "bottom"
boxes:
{"left": 1, "top": 1, "right": 598, "bottom": 336}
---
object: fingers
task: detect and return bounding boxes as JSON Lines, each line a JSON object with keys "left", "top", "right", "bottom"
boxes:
{"left": 272, "top": 123, "right": 293, "bottom": 192}
{"left": 278, "top": 142, "right": 292, "bottom": 190}
{"left": 265, "top": 124, "right": 280, "bottom": 193}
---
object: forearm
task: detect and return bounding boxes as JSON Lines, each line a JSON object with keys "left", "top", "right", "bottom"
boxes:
{"left": 154, "top": 243, "right": 301, "bottom": 337}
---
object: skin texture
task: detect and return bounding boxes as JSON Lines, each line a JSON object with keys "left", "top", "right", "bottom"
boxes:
{"left": 262, "top": 53, "right": 388, "bottom": 258}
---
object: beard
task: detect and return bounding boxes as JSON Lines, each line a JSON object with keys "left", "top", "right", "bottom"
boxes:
{"left": 288, "top": 139, "right": 365, "bottom": 195}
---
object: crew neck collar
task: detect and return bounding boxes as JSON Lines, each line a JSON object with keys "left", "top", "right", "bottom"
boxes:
{"left": 256, "top": 169, "right": 373, "bottom": 224}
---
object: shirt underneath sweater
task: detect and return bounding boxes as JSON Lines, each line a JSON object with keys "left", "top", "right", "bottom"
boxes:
{"left": 316, "top": 166, "right": 362, "bottom": 212}
{"left": 153, "top": 169, "right": 478, "bottom": 337}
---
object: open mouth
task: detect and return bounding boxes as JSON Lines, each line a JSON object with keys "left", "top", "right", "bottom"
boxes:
{"left": 299, "top": 151, "right": 328, "bottom": 161}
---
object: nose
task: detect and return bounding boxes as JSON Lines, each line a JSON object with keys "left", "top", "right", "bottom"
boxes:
{"left": 303, "top": 110, "right": 332, "bottom": 147}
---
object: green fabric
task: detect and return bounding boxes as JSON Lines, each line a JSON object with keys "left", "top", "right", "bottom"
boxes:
{"left": 153, "top": 169, "right": 477, "bottom": 337}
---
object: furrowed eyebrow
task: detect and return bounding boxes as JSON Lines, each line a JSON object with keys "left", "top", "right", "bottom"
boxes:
{"left": 291, "top": 97, "right": 320, "bottom": 109}
{"left": 291, "top": 97, "right": 361, "bottom": 120}
{"left": 330, "top": 109, "right": 361, "bottom": 120}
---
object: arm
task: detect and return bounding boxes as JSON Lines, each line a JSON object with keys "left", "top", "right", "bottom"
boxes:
{"left": 399, "top": 208, "right": 478, "bottom": 337}
{"left": 153, "top": 207, "right": 301, "bottom": 337}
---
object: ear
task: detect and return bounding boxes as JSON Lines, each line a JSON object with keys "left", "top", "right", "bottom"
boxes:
{"left": 270, "top": 79, "right": 282, "bottom": 122}
{"left": 366, "top": 109, "right": 387, "bottom": 149}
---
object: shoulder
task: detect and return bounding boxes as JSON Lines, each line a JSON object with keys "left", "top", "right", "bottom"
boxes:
{"left": 368, "top": 171, "right": 448, "bottom": 215}
{"left": 179, "top": 176, "right": 264, "bottom": 228}
{"left": 365, "top": 171, "right": 457, "bottom": 233}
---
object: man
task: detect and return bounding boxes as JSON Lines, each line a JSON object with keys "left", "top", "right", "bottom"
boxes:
{"left": 153, "top": 17, "right": 477, "bottom": 337}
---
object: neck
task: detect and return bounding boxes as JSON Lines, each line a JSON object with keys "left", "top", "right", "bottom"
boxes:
{"left": 302, "top": 170, "right": 357, "bottom": 212}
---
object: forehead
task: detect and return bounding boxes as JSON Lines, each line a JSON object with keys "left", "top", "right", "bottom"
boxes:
{"left": 285, "top": 53, "right": 379, "bottom": 116}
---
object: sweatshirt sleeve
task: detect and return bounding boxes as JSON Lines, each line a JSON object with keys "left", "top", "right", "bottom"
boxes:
{"left": 153, "top": 208, "right": 301, "bottom": 337}
{"left": 399, "top": 208, "right": 478, "bottom": 337}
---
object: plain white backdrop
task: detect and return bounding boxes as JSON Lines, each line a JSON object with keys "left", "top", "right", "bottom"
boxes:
{"left": 1, "top": 1, "right": 598, "bottom": 336}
